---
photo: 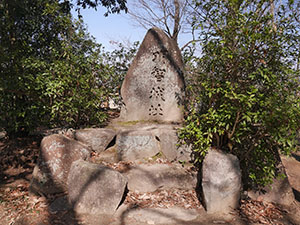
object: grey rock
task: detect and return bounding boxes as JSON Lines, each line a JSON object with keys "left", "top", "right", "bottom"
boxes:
{"left": 202, "top": 148, "right": 241, "bottom": 214}
{"left": 176, "top": 144, "right": 193, "bottom": 162}
{"left": 152, "top": 127, "right": 192, "bottom": 162}
{"left": 125, "top": 163, "right": 197, "bottom": 192}
{"left": 109, "top": 123, "right": 192, "bottom": 162}
{"left": 30, "top": 134, "right": 91, "bottom": 194}
{"left": 116, "top": 130, "right": 160, "bottom": 161}
{"left": 115, "top": 205, "right": 199, "bottom": 225}
{"left": 74, "top": 128, "right": 116, "bottom": 153}
{"left": 94, "top": 146, "right": 119, "bottom": 164}
{"left": 67, "top": 160, "right": 127, "bottom": 215}
{"left": 119, "top": 27, "right": 185, "bottom": 123}
{"left": 248, "top": 164, "right": 295, "bottom": 206}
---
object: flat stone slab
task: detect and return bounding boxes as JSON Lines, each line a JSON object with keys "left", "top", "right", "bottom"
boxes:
{"left": 79, "top": 204, "right": 241, "bottom": 225}
{"left": 116, "top": 129, "right": 160, "bottom": 161}
{"left": 115, "top": 205, "right": 200, "bottom": 225}
{"left": 124, "top": 163, "right": 197, "bottom": 192}
{"left": 106, "top": 123, "right": 192, "bottom": 163}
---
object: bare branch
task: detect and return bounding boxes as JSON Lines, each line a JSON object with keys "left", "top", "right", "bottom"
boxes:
{"left": 127, "top": 0, "right": 194, "bottom": 44}
{"left": 180, "top": 39, "right": 201, "bottom": 51}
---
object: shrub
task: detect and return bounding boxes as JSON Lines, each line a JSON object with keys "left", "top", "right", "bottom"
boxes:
{"left": 179, "top": 0, "right": 300, "bottom": 189}
{"left": 0, "top": 1, "right": 116, "bottom": 135}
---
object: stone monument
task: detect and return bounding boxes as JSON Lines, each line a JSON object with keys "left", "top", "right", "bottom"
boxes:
{"left": 119, "top": 27, "right": 185, "bottom": 123}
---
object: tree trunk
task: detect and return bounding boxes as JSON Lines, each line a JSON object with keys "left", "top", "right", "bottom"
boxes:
{"left": 172, "top": 0, "right": 180, "bottom": 42}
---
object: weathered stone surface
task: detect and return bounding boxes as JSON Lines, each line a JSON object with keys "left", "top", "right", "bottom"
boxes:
{"left": 248, "top": 176, "right": 294, "bottom": 206}
{"left": 124, "top": 163, "right": 197, "bottom": 192}
{"left": 116, "top": 130, "right": 160, "bottom": 161}
{"left": 30, "top": 134, "right": 91, "bottom": 194}
{"left": 93, "top": 145, "right": 119, "bottom": 164}
{"left": 152, "top": 127, "right": 192, "bottom": 162}
{"left": 67, "top": 160, "right": 127, "bottom": 215}
{"left": 176, "top": 144, "right": 193, "bottom": 162}
{"left": 157, "top": 130, "right": 178, "bottom": 160}
{"left": 115, "top": 205, "right": 199, "bottom": 225}
{"left": 74, "top": 128, "right": 116, "bottom": 153}
{"left": 202, "top": 149, "right": 241, "bottom": 214}
{"left": 281, "top": 154, "right": 300, "bottom": 203}
{"left": 248, "top": 160, "right": 295, "bottom": 206}
{"left": 119, "top": 27, "right": 185, "bottom": 123}
{"left": 108, "top": 123, "right": 192, "bottom": 162}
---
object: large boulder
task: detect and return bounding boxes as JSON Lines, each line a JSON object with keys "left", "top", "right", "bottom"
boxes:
{"left": 201, "top": 149, "right": 241, "bottom": 214}
{"left": 30, "top": 134, "right": 91, "bottom": 194}
{"left": 67, "top": 160, "right": 127, "bottom": 215}
{"left": 116, "top": 129, "right": 160, "bottom": 161}
{"left": 74, "top": 128, "right": 116, "bottom": 153}
{"left": 125, "top": 163, "right": 197, "bottom": 192}
{"left": 119, "top": 27, "right": 185, "bottom": 123}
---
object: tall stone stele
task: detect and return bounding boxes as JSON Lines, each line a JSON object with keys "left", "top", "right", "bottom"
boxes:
{"left": 119, "top": 27, "right": 185, "bottom": 123}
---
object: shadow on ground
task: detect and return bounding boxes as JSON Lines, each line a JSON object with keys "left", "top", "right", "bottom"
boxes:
{"left": 0, "top": 136, "right": 81, "bottom": 225}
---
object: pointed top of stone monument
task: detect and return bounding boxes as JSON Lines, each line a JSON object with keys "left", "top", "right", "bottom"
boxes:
{"left": 119, "top": 27, "right": 185, "bottom": 123}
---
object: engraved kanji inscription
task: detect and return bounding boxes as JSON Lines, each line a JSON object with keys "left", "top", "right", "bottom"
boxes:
{"left": 119, "top": 28, "right": 184, "bottom": 122}
{"left": 148, "top": 103, "right": 163, "bottom": 116}
{"left": 151, "top": 66, "right": 166, "bottom": 82}
{"left": 152, "top": 50, "right": 167, "bottom": 64}
{"left": 148, "top": 49, "right": 168, "bottom": 116}
{"left": 149, "top": 87, "right": 165, "bottom": 101}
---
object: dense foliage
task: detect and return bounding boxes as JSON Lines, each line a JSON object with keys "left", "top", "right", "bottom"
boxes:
{"left": 101, "top": 41, "right": 139, "bottom": 104}
{"left": 179, "top": 0, "right": 300, "bottom": 188}
{"left": 0, "top": 0, "right": 128, "bottom": 136}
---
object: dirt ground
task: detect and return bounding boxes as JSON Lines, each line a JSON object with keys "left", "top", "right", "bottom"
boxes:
{"left": 0, "top": 135, "right": 300, "bottom": 225}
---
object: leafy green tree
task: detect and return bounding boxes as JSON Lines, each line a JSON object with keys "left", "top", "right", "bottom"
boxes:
{"left": 0, "top": 0, "right": 127, "bottom": 136}
{"left": 179, "top": 0, "right": 300, "bottom": 188}
{"left": 101, "top": 41, "right": 139, "bottom": 104}
{"left": 74, "top": 0, "right": 127, "bottom": 16}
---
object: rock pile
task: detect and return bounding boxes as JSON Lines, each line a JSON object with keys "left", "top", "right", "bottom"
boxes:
{"left": 29, "top": 27, "right": 294, "bottom": 223}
